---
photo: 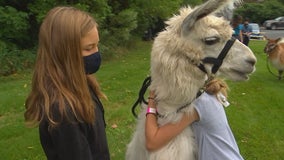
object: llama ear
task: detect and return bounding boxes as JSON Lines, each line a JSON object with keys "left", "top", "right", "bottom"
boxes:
{"left": 276, "top": 37, "right": 282, "bottom": 42}
{"left": 181, "top": 0, "right": 228, "bottom": 36}
{"left": 264, "top": 35, "right": 268, "bottom": 40}
{"left": 214, "top": 0, "right": 242, "bottom": 21}
{"left": 181, "top": 0, "right": 242, "bottom": 36}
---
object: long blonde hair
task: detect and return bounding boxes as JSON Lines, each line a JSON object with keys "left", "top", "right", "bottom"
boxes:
{"left": 25, "top": 6, "right": 105, "bottom": 127}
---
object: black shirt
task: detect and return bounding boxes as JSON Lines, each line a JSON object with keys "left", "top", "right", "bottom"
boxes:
{"left": 39, "top": 89, "right": 110, "bottom": 160}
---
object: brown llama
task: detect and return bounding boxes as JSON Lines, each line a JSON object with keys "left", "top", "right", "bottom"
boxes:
{"left": 264, "top": 36, "right": 284, "bottom": 80}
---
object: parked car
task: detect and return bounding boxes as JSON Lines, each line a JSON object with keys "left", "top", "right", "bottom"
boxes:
{"left": 249, "top": 23, "right": 264, "bottom": 40}
{"left": 263, "top": 16, "right": 284, "bottom": 30}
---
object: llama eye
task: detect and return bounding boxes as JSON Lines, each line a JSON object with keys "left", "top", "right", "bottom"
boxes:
{"left": 204, "top": 37, "right": 220, "bottom": 45}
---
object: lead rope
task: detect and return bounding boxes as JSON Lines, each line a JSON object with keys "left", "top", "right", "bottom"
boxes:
{"left": 266, "top": 56, "right": 284, "bottom": 79}
{"left": 131, "top": 76, "right": 151, "bottom": 118}
{"left": 131, "top": 75, "right": 210, "bottom": 118}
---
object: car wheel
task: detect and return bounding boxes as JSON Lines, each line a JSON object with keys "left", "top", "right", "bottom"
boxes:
{"left": 271, "top": 25, "right": 277, "bottom": 30}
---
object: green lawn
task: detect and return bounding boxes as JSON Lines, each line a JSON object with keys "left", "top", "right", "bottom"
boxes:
{"left": 0, "top": 39, "right": 283, "bottom": 160}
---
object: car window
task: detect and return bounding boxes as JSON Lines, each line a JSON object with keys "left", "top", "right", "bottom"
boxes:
{"left": 249, "top": 24, "right": 259, "bottom": 30}
{"left": 253, "top": 25, "right": 259, "bottom": 30}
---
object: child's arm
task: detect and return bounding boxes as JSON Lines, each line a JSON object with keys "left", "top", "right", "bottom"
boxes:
{"left": 145, "top": 91, "right": 199, "bottom": 151}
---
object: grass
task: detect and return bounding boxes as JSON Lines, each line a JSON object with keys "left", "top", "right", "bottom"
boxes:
{"left": 0, "top": 39, "right": 284, "bottom": 159}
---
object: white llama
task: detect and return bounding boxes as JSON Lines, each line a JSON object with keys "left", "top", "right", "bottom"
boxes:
{"left": 126, "top": 0, "right": 256, "bottom": 160}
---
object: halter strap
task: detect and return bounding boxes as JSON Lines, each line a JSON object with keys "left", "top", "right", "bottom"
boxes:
{"left": 198, "top": 36, "right": 236, "bottom": 74}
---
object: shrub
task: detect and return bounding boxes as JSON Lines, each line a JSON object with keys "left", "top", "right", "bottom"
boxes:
{"left": 0, "top": 42, "right": 35, "bottom": 76}
{"left": 0, "top": 6, "right": 30, "bottom": 49}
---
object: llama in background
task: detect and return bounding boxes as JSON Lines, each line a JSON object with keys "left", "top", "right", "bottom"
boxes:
{"left": 264, "top": 36, "right": 284, "bottom": 80}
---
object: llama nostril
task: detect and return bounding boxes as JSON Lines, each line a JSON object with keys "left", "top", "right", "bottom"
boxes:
{"left": 247, "top": 59, "right": 256, "bottom": 66}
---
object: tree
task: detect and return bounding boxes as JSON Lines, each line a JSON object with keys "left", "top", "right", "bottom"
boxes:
{"left": 129, "top": 0, "right": 184, "bottom": 37}
{"left": 0, "top": 6, "right": 29, "bottom": 49}
{"left": 236, "top": 0, "right": 284, "bottom": 24}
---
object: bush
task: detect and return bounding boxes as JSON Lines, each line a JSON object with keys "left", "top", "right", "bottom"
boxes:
{"left": 0, "top": 43, "right": 35, "bottom": 76}
{"left": 0, "top": 6, "right": 30, "bottom": 49}
{"left": 102, "top": 9, "right": 138, "bottom": 45}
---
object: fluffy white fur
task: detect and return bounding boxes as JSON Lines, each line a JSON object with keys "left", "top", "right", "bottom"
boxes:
{"left": 126, "top": 0, "right": 256, "bottom": 159}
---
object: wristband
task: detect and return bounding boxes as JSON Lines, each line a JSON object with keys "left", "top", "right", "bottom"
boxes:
{"left": 146, "top": 107, "right": 156, "bottom": 116}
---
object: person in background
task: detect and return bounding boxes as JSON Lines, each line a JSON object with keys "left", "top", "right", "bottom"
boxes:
{"left": 146, "top": 78, "right": 244, "bottom": 160}
{"left": 231, "top": 15, "right": 243, "bottom": 43}
{"left": 242, "top": 18, "right": 253, "bottom": 46}
{"left": 24, "top": 6, "right": 110, "bottom": 160}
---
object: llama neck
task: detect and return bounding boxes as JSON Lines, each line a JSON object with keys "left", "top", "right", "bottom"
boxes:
{"left": 150, "top": 74, "right": 206, "bottom": 114}
{"left": 151, "top": 69, "right": 207, "bottom": 108}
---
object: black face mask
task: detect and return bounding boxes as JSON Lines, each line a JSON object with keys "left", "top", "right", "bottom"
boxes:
{"left": 83, "top": 51, "right": 101, "bottom": 74}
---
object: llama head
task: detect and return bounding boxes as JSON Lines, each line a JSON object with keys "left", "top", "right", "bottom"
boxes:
{"left": 264, "top": 37, "right": 284, "bottom": 54}
{"left": 180, "top": 0, "right": 256, "bottom": 81}
{"left": 151, "top": 0, "right": 256, "bottom": 102}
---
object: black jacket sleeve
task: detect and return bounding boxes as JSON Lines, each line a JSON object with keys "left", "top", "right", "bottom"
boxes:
{"left": 50, "top": 119, "right": 92, "bottom": 159}
{"left": 39, "top": 107, "right": 93, "bottom": 160}
{"left": 39, "top": 88, "right": 110, "bottom": 160}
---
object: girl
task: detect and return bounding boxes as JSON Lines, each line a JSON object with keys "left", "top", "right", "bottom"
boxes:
{"left": 24, "top": 7, "right": 110, "bottom": 160}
